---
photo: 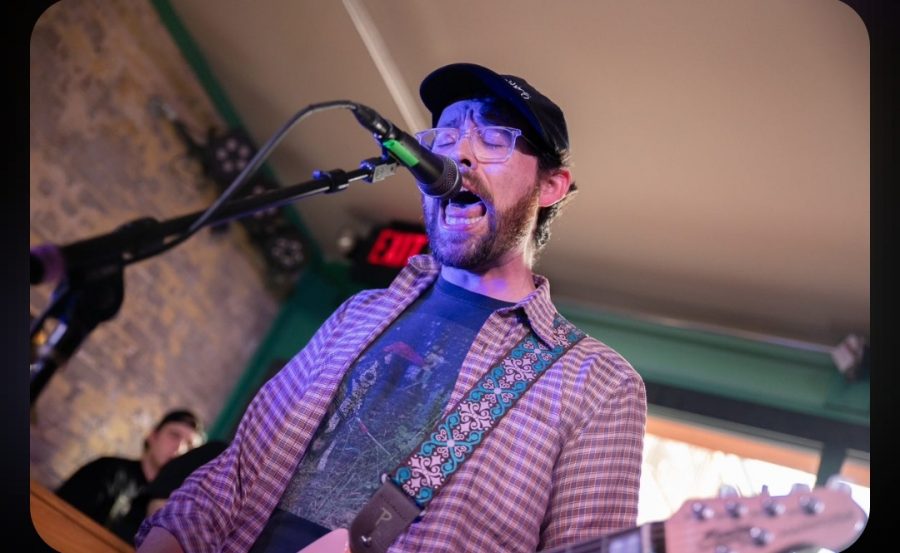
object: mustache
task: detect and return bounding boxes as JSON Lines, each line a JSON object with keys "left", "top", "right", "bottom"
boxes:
{"left": 458, "top": 172, "right": 493, "bottom": 205}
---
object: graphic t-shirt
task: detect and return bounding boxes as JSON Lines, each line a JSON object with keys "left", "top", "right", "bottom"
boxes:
{"left": 56, "top": 456, "right": 150, "bottom": 544}
{"left": 250, "top": 277, "right": 512, "bottom": 552}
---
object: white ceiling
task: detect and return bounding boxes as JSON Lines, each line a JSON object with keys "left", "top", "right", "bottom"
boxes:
{"left": 168, "top": 0, "right": 869, "bottom": 348}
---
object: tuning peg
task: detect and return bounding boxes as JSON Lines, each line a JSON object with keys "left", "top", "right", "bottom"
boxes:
{"left": 763, "top": 497, "right": 786, "bottom": 516}
{"left": 789, "top": 483, "right": 824, "bottom": 514}
{"left": 800, "top": 494, "right": 825, "bottom": 514}
{"left": 718, "top": 484, "right": 739, "bottom": 497}
{"left": 691, "top": 501, "right": 714, "bottom": 520}
{"left": 725, "top": 498, "right": 748, "bottom": 519}
{"left": 826, "top": 474, "right": 853, "bottom": 495}
{"left": 790, "top": 483, "right": 811, "bottom": 494}
{"left": 749, "top": 526, "right": 773, "bottom": 546}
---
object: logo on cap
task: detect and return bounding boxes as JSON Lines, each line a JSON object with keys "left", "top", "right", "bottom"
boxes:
{"left": 504, "top": 78, "right": 531, "bottom": 100}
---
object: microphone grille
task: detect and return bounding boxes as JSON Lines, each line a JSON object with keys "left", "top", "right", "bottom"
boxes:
{"left": 431, "top": 157, "right": 461, "bottom": 199}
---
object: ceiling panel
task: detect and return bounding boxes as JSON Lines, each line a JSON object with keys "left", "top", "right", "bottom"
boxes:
{"left": 169, "top": 0, "right": 869, "bottom": 346}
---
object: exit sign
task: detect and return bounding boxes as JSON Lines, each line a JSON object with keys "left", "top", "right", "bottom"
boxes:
{"left": 366, "top": 226, "right": 429, "bottom": 268}
{"left": 351, "top": 222, "right": 430, "bottom": 287}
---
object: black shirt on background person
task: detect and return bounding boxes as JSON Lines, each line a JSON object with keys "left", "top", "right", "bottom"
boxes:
{"left": 55, "top": 409, "right": 205, "bottom": 543}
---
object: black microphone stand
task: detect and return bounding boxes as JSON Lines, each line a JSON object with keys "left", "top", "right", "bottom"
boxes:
{"left": 29, "top": 154, "right": 399, "bottom": 404}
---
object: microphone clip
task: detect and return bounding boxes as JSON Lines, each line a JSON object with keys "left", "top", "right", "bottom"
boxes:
{"left": 360, "top": 154, "right": 399, "bottom": 184}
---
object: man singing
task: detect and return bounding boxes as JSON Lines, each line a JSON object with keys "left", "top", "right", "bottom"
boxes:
{"left": 137, "top": 62, "right": 646, "bottom": 553}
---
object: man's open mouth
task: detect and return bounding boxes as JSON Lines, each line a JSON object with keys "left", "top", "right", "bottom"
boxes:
{"left": 443, "top": 187, "right": 487, "bottom": 226}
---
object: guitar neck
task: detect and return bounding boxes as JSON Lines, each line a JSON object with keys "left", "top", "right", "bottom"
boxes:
{"left": 540, "top": 521, "right": 666, "bottom": 553}
{"left": 301, "top": 485, "right": 864, "bottom": 553}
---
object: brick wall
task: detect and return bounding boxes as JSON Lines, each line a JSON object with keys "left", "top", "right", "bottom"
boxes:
{"left": 29, "top": 0, "right": 280, "bottom": 488}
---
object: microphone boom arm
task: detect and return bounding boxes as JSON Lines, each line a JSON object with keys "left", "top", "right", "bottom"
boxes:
{"left": 29, "top": 154, "right": 398, "bottom": 403}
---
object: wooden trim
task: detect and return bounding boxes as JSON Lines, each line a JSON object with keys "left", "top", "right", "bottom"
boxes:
{"left": 840, "top": 457, "right": 871, "bottom": 488}
{"left": 30, "top": 478, "right": 135, "bottom": 553}
{"left": 647, "top": 414, "right": 819, "bottom": 474}
{"left": 646, "top": 415, "right": 870, "bottom": 487}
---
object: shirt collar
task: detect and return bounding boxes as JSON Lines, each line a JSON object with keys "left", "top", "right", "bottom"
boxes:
{"left": 400, "top": 255, "right": 562, "bottom": 349}
{"left": 513, "top": 273, "right": 563, "bottom": 348}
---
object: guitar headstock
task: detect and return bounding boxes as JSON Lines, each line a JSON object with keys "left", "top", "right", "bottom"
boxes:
{"left": 664, "top": 481, "right": 867, "bottom": 553}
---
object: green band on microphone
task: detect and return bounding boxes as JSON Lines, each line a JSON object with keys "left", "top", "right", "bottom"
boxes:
{"left": 383, "top": 139, "right": 420, "bottom": 167}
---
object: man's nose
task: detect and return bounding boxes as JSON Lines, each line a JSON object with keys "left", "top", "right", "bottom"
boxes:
{"left": 447, "top": 128, "right": 477, "bottom": 169}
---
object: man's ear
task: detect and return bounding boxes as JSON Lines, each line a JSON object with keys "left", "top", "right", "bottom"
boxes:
{"left": 538, "top": 168, "right": 572, "bottom": 208}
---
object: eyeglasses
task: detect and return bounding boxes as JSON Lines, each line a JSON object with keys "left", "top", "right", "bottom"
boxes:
{"left": 414, "top": 126, "right": 531, "bottom": 163}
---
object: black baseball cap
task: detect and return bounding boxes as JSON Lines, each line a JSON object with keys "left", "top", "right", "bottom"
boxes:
{"left": 419, "top": 63, "right": 569, "bottom": 164}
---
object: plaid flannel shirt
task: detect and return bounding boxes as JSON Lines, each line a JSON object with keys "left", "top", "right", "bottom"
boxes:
{"left": 136, "top": 254, "right": 646, "bottom": 553}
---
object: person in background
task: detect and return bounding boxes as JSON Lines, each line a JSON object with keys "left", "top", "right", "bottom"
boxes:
{"left": 136, "top": 62, "right": 647, "bottom": 553}
{"left": 56, "top": 409, "right": 205, "bottom": 543}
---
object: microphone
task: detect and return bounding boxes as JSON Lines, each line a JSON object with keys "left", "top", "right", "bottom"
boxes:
{"left": 352, "top": 104, "right": 461, "bottom": 199}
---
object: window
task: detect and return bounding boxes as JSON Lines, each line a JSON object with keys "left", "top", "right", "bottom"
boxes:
{"left": 638, "top": 412, "right": 869, "bottom": 551}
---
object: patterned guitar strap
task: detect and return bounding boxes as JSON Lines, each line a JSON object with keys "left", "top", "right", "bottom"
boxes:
{"left": 348, "top": 313, "right": 586, "bottom": 553}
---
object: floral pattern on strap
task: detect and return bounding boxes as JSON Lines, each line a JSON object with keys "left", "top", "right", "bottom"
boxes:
{"left": 391, "top": 314, "right": 585, "bottom": 506}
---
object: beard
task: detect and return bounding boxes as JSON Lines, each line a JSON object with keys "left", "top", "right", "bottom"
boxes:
{"left": 423, "top": 174, "right": 540, "bottom": 271}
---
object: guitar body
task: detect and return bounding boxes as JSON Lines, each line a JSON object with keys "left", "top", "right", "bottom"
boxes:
{"left": 297, "top": 528, "right": 349, "bottom": 553}
{"left": 297, "top": 484, "right": 867, "bottom": 553}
